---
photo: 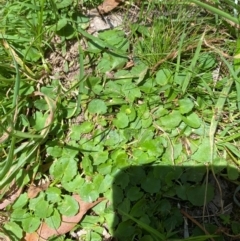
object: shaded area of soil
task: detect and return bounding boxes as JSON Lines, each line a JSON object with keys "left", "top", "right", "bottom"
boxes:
{"left": 112, "top": 165, "right": 240, "bottom": 241}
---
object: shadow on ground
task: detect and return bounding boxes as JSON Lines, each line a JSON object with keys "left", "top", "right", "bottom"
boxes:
{"left": 111, "top": 164, "right": 239, "bottom": 241}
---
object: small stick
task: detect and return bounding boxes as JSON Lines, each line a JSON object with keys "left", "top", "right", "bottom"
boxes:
{"left": 180, "top": 209, "right": 215, "bottom": 241}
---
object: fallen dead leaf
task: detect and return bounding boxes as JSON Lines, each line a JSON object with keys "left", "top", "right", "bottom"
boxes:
{"left": 97, "top": 0, "right": 123, "bottom": 14}
{"left": 0, "top": 182, "right": 23, "bottom": 210}
{"left": 24, "top": 194, "right": 105, "bottom": 241}
{"left": 27, "top": 181, "right": 49, "bottom": 199}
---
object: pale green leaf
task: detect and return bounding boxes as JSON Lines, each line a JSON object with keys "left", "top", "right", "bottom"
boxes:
{"left": 156, "top": 68, "right": 172, "bottom": 86}
{"left": 22, "top": 216, "right": 41, "bottom": 233}
{"left": 3, "top": 222, "right": 23, "bottom": 240}
{"left": 88, "top": 99, "right": 107, "bottom": 114}
{"left": 45, "top": 209, "right": 61, "bottom": 230}
{"left": 182, "top": 112, "right": 201, "bottom": 128}
{"left": 179, "top": 98, "right": 194, "bottom": 114}
{"left": 58, "top": 195, "right": 79, "bottom": 216}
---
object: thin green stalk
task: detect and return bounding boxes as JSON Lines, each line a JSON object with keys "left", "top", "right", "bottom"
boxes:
{"left": 118, "top": 208, "right": 165, "bottom": 241}
{"left": 174, "top": 24, "right": 187, "bottom": 85}
{"left": 182, "top": 31, "right": 205, "bottom": 93}
{"left": 76, "top": 42, "right": 84, "bottom": 115}
{"left": 234, "top": 38, "right": 240, "bottom": 110}
{"left": 190, "top": 0, "right": 240, "bottom": 25}
{"left": 0, "top": 140, "right": 39, "bottom": 189}
{"left": 0, "top": 43, "right": 20, "bottom": 181}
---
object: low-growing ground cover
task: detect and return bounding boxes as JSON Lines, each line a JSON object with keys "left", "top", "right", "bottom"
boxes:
{"left": 0, "top": 0, "right": 240, "bottom": 240}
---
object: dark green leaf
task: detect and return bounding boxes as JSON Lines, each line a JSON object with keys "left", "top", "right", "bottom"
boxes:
{"left": 187, "top": 184, "right": 214, "bottom": 206}
{"left": 126, "top": 186, "right": 143, "bottom": 201}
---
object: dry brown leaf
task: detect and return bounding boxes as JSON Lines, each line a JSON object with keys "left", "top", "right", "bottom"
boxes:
{"left": 24, "top": 194, "right": 105, "bottom": 241}
{"left": 0, "top": 182, "right": 23, "bottom": 210}
{"left": 97, "top": 0, "right": 123, "bottom": 14}
{"left": 27, "top": 182, "right": 49, "bottom": 199}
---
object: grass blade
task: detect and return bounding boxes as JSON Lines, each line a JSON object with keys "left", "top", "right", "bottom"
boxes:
{"left": 182, "top": 31, "right": 205, "bottom": 93}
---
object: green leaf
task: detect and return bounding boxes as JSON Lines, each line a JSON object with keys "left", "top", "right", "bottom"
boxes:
{"left": 182, "top": 112, "right": 201, "bottom": 128}
{"left": 56, "top": 0, "right": 73, "bottom": 9}
{"left": 79, "top": 182, "right": 99, "bottom": 202}
{"left": 97, "top": 53, "right": 127, "bottom": 72}
{"left": 118, "top": 198, "right": 131, "bottom": 214}
{"left": 98, "top": 174, "right": 113, "bottom": 193}
{"left": 140, "top": 235, "right": 154, "bottom": 241}
{"left": 114, "top": 220, "right": 136, "bottom": 240}
{"left": 118, "top": 210, "right": 165, "bottom": 240}
{"left": 159, "top": 110, "right": 182, "bottom": 128}
{"left": 112, "top": 185, "right": 124, "bottom": 205}
{"left": 19, "top": 82, "right": 34, "bottom": 96}
{"left": 88, "top": 99, "right": 107, "bottom": 114}
{"left": 3, "top": 222, "right": 23, "bottom": 241}
{"left": 130, "top": 199, "right": 146, "bottom": 217}
{"left": 176, "top": 185, "right": 188, "bottom": 200}
{"left": 70, "top": 122, "right": 94, "bottom": 140}
{"left": 92, "top": 151, "right": 109, "bottom": 165}
{"left": 11, "top": 208, "right": 27, "bottom": 222}
{"left": 45, "top": 209, "right": 61, "bottom": 230}
{"left": 35, "top": 201, "right": 53, "bottom": 219}
{"left": 126, "top": 186, "right": 143, "bottom": 201}
{"left": 30, "top": 111, "right": 48, "bottom": 131}
{"left": 113, "top": 112, "right": 129, "bottom": 128}
{"left": 23, "top": 46, "right": 41, "bottom": 62}
{"left": 198, "top": 53, "right": 216, "bottom": 70}
{"left": 179, "top": 98, "right": 194, "bottom": 114}
{"left": 211, "top": 158, "right": 227, "bottom": 173}
{"left": 192, "top": 138, "right": 211, "bottom": 163}
{"left": 111, "top": 149, "right": 129, "bottom": 168}
{"left": 140, "top": 139, "right": 163, "bottom": 157}
{"left": 181, "top": 166, "right": 206, "bottom": 182}
{"left": 159, "top": 199, "right": 171, "bottom": 215}
{"left": 81, "top": 215, "right": 104, "bottom": 228}
{"left": 227, "top": 164, "right": 239, "bottom": 180}
{"left": 47, "top": 146, "right": 63, "bottom": 158}
{"left": 87, "top": 231, "right": 103, "bottom": 241}
{"left": 104, "top": 130, "right": 123, "bottom": 146}
{"left": 130, "top": 62, "right": 148, "bottom": 85}
{"left": 164, "top": 208, "right": 182, "bottom": 231}
{"left": 231, "top": 221, "right": 240, "bottom": 235}
{"left": 46, "top": 187, "right": 62, "bottom": 203}
{"left": 62, "top": 145, "right": 79, "bottom": 158}
{"left": 22, "top": 216, "right": 41, "bottom": 233}
{"left": 187, "top": 184, "right": 214, "bottom": 206}
{"left": 121, "top": 105, "right": 136, "bottom": 121}
{"left": 50, "top": 157, "right": 77, "bottom": 182}
{"left": 156, "top": 68, "right": 172, "bottom": 86}
{"left": 29, "top": 193, "right": 52, "bottom": 218}
{"left": 99, "top": 29, "right": 126, "bottom": 47}
{"left": 121, "top": 83, "right": 141, "bottom": 102}
{"left": 12, "top": 193, "right": 28, "bottom": 209}
{"left": 62, "top": 175, "right": 85, "bottom": 193}
{"left": 141, "top": 174, "right": 161, "bottom": 194}
{"left": 58, "top": 195, "right": 79, "bottom": 216}
{"left": 55, "top": 18, "right": 68, "bottom": 31}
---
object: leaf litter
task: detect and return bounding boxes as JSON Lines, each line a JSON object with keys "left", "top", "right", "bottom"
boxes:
{"left": 24, "top": 195, "right": 105, "bottom": 241}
